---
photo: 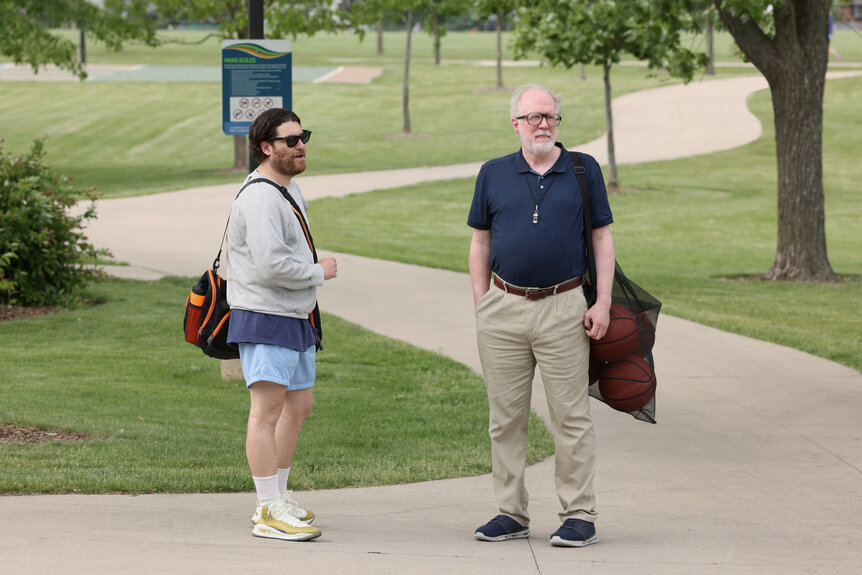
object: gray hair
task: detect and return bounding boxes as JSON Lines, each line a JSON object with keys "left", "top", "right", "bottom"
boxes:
{"left": 509, "top": 83, "right": 562, "bottom": 118}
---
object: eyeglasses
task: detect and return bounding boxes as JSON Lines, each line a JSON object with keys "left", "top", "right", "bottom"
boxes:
{"left": 515, "top": 113, "right": 562, "bottom": 127}
{"left": 270, "top": 130, "right": 312, "bottom": 148}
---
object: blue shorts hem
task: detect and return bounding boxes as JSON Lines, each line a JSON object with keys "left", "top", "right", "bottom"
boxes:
{"left": 246, "top": 377, "right": 314, "bottom": 391}
{"left": 238, "top": 343, "right": 316, "bottom": 391}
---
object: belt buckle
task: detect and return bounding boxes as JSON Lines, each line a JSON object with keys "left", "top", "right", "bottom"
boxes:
{"left": 525, "top": 288, "right": 545, "bottom": 300}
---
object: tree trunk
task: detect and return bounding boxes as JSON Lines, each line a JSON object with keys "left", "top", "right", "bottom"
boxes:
{"left": 579, "top": 63, "right": 586, "bottom": 81}
{"left": 403, "top": 11, "right": 413, "bottom": 133}
{"left": 233, "top": 134, "right": 249, "bottom": 172}
{"left": 716, "top": 0, "right": 834, "bottom": 281}
{"left": 79, "top": 27, "right": 86, "bottom": 64}
{"left": 433, "top": 13, "right": 441, "bottom": 65}
{"left": 495, "top": 12, "right": 503, "bottom": 88}
{"left": 603, "top": 64, "right": 617, "bottom": 188}
{"left": 706, "top": 22, "right": 715, "bottom": 75}
{"left": 377, "top": 20, "right": 384, "bottom": 55}
{"left": 767, "top": 64, "right": 833, "bottom": 280}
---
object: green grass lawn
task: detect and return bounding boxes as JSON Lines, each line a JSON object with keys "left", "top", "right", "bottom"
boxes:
{"left": 0, "top": 277, "right": 554, "bottom": 493}
{"left": 0, "top": 62, "right": 682, "bottom": 197}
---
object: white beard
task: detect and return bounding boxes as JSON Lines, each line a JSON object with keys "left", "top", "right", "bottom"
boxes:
{"left": 524, "top": 130, "right": 555, "bottom": 155}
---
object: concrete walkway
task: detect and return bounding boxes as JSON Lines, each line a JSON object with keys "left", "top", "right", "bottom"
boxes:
{"left": 3, "top": 74, "right": 862, "bottom": 574}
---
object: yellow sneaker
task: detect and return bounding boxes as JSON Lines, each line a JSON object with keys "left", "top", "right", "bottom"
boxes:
{"left": 252, "top": 500, "right": 322, "bottom": 541}
{"left": 251, "top": 490, "right": 315, "bottom": 525}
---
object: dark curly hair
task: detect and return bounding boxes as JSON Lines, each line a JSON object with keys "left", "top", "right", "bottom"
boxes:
{"left": 248, "top": 108, "right": 302, "bottom": 163}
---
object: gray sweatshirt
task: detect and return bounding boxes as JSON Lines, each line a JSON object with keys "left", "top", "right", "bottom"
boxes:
{"left": 225, "top": 173, "right": 324, "bottom": 318}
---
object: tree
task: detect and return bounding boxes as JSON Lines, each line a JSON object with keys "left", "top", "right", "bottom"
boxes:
{"left": 514, "top": 0, "right": 706, "bottom": 188}
{"left": 714, "top": 0, "right": 834, "bottom": 281}
{"left": 704, "top": 4, "right": 717, "bottom": 75}
{"left": 356, "top": 0, "right": 426, "bottom": 133}
{"left": 475, "top": 0, "right": 517, "bottom": 90}
{"left": 346, "top": 0, "right": 387, "bottom": 53}
{"left": 348, "top": 0, "right": 420, "bottom": 132}
{"left": 266, "top": 0, "right": 349, "bottom": 38}
{"left": 0, "top": 0, "right": 158, "bottom": 80}
{"left": 403, "top": 8, "right": 416, "bottom": 133}
{"left": 422, "top": 0, "right": 469, "bottom": 65}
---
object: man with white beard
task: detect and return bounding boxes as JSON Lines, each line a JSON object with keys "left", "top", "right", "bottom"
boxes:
{"left": 467, "top": 83, "right": 615, "bottom": 548}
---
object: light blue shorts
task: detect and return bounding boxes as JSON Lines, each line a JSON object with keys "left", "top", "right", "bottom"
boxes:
{"left": 238, "top": 343, "right": 316, "bottom": 390}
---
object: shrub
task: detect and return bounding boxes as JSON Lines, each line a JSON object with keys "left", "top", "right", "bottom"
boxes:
{"left": 0, "top": 138, "right": 108, "bottom": 306}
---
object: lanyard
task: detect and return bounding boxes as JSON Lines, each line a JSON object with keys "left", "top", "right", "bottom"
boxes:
{"left": 524, "top": 173, "right": 555, "bottom": 224}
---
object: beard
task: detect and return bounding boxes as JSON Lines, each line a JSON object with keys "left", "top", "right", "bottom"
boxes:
{"left": 523, "top": 129, "right": 556, "bottom": 155}
{"left": 272, "top": 149, "right": 306, "bottom": 177}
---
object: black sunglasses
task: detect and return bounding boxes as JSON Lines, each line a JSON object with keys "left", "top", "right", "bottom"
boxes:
{"left": 270, "top": 129, "right": 312, "bottom": 148}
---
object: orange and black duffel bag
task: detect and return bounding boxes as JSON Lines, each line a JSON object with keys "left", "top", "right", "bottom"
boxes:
{"left": 183, "top": 265, "right": 237, "bottom": 360}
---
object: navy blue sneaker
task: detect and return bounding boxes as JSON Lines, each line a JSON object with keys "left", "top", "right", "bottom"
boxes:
{"left": 474, "top": 514, "right": 530, "bottom": 542}
{"left": 550, "top": 518, "right": 598, "bottom": 547}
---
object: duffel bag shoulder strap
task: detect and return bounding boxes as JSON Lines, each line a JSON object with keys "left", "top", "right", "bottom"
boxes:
{"left": 212, "top": 177, "right": 274, "bottom": 271}
{"left": 274, "top": 186, "right": 318, "bottom": 263}
{"left": 569, "top": 151, "right": 596, "bottom": 285}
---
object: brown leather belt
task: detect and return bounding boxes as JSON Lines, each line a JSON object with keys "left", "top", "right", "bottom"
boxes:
{"left": 493, "top": 275, "right": 584, "bottom": 301}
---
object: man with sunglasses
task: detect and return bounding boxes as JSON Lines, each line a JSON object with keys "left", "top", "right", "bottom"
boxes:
{"left": 468, "top": 84, "right": 615, "bottom": 547}
{"left": 225, "top": 108, "right": 337, "bottom": 542}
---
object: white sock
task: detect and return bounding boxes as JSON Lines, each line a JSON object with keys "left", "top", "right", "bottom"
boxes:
{"left": 253, "top": 474, "right": 280, "bottom": 504}
{"left": 277, "top": 467, "right": 291, "bottom": 492}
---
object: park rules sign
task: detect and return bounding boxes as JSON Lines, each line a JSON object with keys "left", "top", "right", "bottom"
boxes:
{"left": 221, "top": 40, "right": 292, "bottom": 135}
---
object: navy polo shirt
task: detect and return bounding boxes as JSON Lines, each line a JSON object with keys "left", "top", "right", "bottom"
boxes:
{"left": 467, "top": 143, "right": 613, "bottom": 288}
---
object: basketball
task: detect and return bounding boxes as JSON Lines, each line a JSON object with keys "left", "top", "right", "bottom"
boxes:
{"left": 636, "top": 312, "right": 656, "bottom": 354}
{"left": 590, "top": 304, "right": 639, "bottom": 362}
{"left": 598, "top": 355, "right": 656, "bottom": 413}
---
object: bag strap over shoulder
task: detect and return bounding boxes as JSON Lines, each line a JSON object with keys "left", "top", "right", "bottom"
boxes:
{"left": 569, "top": 151, "right": 596, "bottom": 285}
{"left": 212, "top": 177, "right": 274, "bottom": 271}
{"left": 270, "top": 182, "right": 318, "bottom": 264}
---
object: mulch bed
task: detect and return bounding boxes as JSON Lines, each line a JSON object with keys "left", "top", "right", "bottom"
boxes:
{"left": 0, "top": 425, "right": 88, "bottom": 443}
{"left": 0, "top": 305, "right": 64, "bottom": 322}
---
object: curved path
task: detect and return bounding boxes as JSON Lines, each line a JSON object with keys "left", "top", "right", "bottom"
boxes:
{"left": 4, "top": 74, "right": 862, "bottom": 575}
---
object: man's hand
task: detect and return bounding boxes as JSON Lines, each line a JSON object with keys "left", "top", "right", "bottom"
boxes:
{"left": 319, "top": 256, "right": 337, "bottom": 280}
{"left": 584, "top": 302, "right": 610, "bottom": 340}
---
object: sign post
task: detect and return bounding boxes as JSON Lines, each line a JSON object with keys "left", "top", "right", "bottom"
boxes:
{"left": 221, "top": 40, "right": 292, "bottom": 137}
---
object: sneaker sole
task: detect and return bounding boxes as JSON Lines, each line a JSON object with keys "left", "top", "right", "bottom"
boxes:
{"left": 474, "top": 528, "right": 530, "bottom": 542}
{"left": 550, "top": 533, "right": 598, "bottom": 547}
{"left": 252, "top": 524, "right": 322, "bottom": 542}
{"left": 251, "top": 515, "right": 314, "bottom": 526}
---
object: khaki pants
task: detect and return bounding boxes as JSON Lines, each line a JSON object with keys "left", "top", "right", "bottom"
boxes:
{"left": 475, "top": 284, "right": 597, "bottom": 526}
